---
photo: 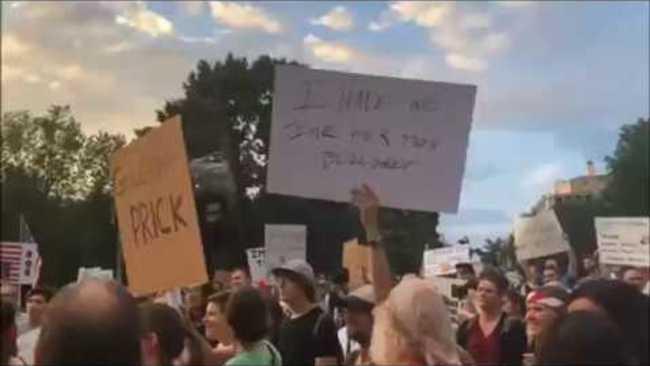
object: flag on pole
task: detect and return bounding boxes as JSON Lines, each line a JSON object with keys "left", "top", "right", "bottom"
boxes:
{"left": 18, "top": 215, "right": 42, "bottom": 286}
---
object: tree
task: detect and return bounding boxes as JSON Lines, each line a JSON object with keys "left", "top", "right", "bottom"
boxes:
{"left": 473, "top": 236, "right": 517, "bottom": 270}
{"left": 602, "top": 117, "right": 649, "bottom": 216}
{"left": 1, "top": 106, "right": 126, "bottom": 286}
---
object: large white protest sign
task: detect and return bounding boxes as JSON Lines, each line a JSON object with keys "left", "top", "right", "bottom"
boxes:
{"left": 246, "top": 247, "right": 267, "bottom": 285}
{"left": 595, "top": 217, "right": 650, "bottom": 268}
{"left": 423, "top": 246, "right": 471, "bottom": 277}
{"left": 267, "top": 65, "right": 477, "bottom": 213}
{"left": 265, "top": 225, "right": 307, "bottom": 271}
{"left": 514, "top": 210, "right": 571, "bottom": 261}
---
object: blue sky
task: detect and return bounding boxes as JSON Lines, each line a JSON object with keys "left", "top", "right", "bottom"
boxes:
{"left": 2, "top": 1, "right": 648, "bottom": 245}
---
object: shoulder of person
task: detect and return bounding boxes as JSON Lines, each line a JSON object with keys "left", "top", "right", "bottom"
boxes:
{"left": 501, "top": 315, "right": 526, "bottom": 334}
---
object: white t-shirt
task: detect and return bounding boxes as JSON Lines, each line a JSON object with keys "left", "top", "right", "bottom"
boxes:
{"left": 17, "top": 327, "right": 40, "bottom": 365}
{"left": 337, "top": 326, "right": 360, "bottom": 359}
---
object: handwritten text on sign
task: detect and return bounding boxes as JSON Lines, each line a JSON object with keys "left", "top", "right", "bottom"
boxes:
{"left": 595, "top": 217, "right": 650, "bottom": 268}
{"left": 423, "top": 246, "right": 471, "bottom": 277}
{"left": 267, "top": 65, "right": 477, "bottom": 213}
{"left": 111, "top": 117, "right": 207, "bottom": 295}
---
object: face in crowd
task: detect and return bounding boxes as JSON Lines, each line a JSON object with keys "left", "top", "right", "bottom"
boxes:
{"left": 344, "top": 303, "right": 373, "bottom": 347}
{"left": 543, "top": 267, "right": 559, "bottom": 284}
{"left": 622, "top": 268, "right": 647, "bottom": 292}
{"left": 26, "top": 291, "right": 49, "bottom": 326}
{"left": 276, "top": 275, "right": 306, "bottom": 305}
{"left": 230, "top": 269, "right": 251, "bottom": 290}
{"left": 475, "top": 279, "right": 503, "bottom": 313}
{"left": 203, "top": 294, "right": 233, "bottom": 343}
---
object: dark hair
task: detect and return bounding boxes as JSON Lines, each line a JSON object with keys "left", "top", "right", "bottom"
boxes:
{"left": 27, "top": 287, "right": 53, "bottom": 302}
{"left": 35, "top": 280, "right": 141, "bottom": 366}
{"left": 277, "top": 271, "right": 316, "bottom": 302}
{"left": 139, "top": 303, "right": 186, "bottom": 363}
{"left": 332, "top": 268, "right": 350, "bottom": 285}
{"left": 537, "top": 311, "right": 628, "bottom": 366}
{"left": 207, "top": 290, "right": 232, "bottom": 313}
{"left": 505, "top": 289, "right": 526, "bottom": 316}
{"left": 230, "top": 266, "right": 251, "bottom": 279}
{"left": 478, "top": 267, "right": 509, "bottom": 294}
{"left": 570, "top": 279, "right": 649, "bottom": 365}
{"left": 1, "top": 300, "right": 16, "bottom": 334}
{"left": 226, "top": 287, "right": 269, "bottom": 345}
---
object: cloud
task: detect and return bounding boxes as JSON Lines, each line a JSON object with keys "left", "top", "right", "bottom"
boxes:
{"left": 102, "top": 41, "right": 135, "bottom": 54}
{"left": 522, "top": 163, "right": 565, "bottom": 191}
{"left": 208, "top": 2, "right": 282, "bottom": 33}
{"left": 303, "top": 34, "right": 355, "bottom": 64}
{"left": 445, "top": 53, "right": 486, "bottom": 72}
{"left": 1, "top": 34, "right": 31, "bottom": 57}
{"left": 179, "top": 1, "right": 205, "bottom": 16}
{"left": 48, "top": 81, "right": 61, "bottom": 90}
{"left": 310, "top": 6, "right": 354, "bottom": 31}
{"left": 114, "top": 1, "right": 174, "bottom": 37}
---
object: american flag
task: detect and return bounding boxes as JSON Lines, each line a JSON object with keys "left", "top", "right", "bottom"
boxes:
{"left": 1, "top": 242, "right": 24, "bottom": 284}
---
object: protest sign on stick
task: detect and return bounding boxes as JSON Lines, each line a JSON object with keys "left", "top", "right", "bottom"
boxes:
{"left": 265, "top": 224, "right": 306, "bottom": 272}
{"left": 342, "top": 239, "right": 373, "bottom": 290}
{"left": 111, "top": 116, "right": 207, "bottom": 296}
{"left": 422, "top": 246, "right": 471, "bottom": 277}
{"left": 514, "top": 210, "right": 570, "bottom": 262}
{"left": 246, "top": 247, "right": 267, "bottom": 285}
{"left": 267, "top": 65, "right": 477, "bottom": 213}
{"left": 595, "top": 217, "right": 650, "bottom": 268}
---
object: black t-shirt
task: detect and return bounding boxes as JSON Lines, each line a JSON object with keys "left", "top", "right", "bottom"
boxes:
{"left": 278, "top": 306, "right": 342, "bottom": 366}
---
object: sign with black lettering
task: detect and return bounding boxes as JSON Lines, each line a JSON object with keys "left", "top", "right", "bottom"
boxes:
{"left": 111, "top": 116, "right": 207, "bottom": 295}
{"left": 267, "top": 65, "right": 477, "bottom": 213}
{"left": 595, "top": 217, "right": 650, "bottom": 267}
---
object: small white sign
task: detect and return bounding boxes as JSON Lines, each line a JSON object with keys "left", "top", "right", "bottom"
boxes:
{"left": 423, "top": 246, "right": 471, "bottom": 277}
{"left": 246, "top": 247, "right": 267, "bottom": 285}
{"left": 595, "top": 217, "right": 650, "bottom": 268}
{"left": 267, "top": 65, "right": 477, "bottom": 213}
{"left": 265, "top": 225, "right": 307, "bottom": 272}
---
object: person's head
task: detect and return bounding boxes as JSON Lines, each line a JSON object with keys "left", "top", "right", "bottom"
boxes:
{"left": 34, "top": 279, "right": 141, "bottom": 365}
{"left": 229, "top": 267, "right": 251, "bottom": 290}
{"left": 271, "top": 259, "right": 316, "bottom": 307}
{"left": 582, "top": 255, "right": 597, "bottom": 274}
{"left": 26, "top": 287, "right": 53, "bottom": 327}
{"left": 342, "top": 285, "right": 375, "bottom": 347}
{"left": 332, "top": 268, "right": 350, "bottom": 290}
{"left": 544, "top": 258, "right": 560, "bottom": 272}
{"left": 542, "top": 267, "right": 559, "bottom": 285}
{"left": 621, "top": 267, "right": 647, "bottom": 292}
{"left": 525, "top": 286, "right": 569, "bottom": 341}
{"left": 212, "top": 270, "right": 230, "bottom": 292}
{"left": 1, "top": 300, "right": 17, "bottom": 364}
{"left": 370, "top": 277, "right": 460, "bottom": 366}
{"left": 139, "top": 303, "right": 186, "bottom": 366}
{"left": 537, "top": 311, "right": 627, "bottom": 366}
{"left": 568, "top": 279, "right": 649, "bottom": 365}
{"left": 0, "top": 283, "right": 19, "bottom": 307}
{"left": 203, "top": 290, "right": 233, "bottom": 343}
{"left": 475, "top": 267, "right": 509, "bottom": 314}
{"left": 527, "top": 262, "right": 541, "bottom": 284}
{"left": 503, "top": 288, "right": 525, "bottom": 319}
{"left": 455, "top": 263, "right": 476, "bottom": 281}
{"left": 226, "top": 287, "right": 269, "bottom": 347}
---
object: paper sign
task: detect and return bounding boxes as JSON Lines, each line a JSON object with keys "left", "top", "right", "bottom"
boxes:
{"left": 342, "top": 239, "right": 373, "bottom": 290}
{"left": 422, "top": 246, "right": 471, "bottom": 277}
{"left": 0, "top": 242, "right": 40, "bottom": 285}
{"left": 246, "top": 247, "right": 267, "bottom": 285}
{"left": 514, "top": 210, "right": 570, "bottom": 261}
{"left": 267, "top": 65, "right": 477, "bottom": 213}
{"left": 595, "top": 217, "right": 650, "bottom": 268}
{"left": 111, "top": 116, "right": 208, "bottom": 295}
{"left": 265, "top": 224, "right": 306, "bottom": 272}
{"left": 77, "top": 267, "right": 114, "bottom": 282}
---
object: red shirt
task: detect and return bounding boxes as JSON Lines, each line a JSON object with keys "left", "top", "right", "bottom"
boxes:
{"left": 467, "top": 318, "right": 501, "bottom": 365}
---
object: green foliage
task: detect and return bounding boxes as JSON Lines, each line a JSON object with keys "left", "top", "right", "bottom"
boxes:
{"left": 603, "top": 117, "right": 649, "bottom": 216}
{"left": 473, "top": 236, "right": 518, "bottom": 269}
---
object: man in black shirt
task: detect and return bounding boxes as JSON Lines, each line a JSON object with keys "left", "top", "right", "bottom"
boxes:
{"left": 272, "top": 259, "right": 342, "bottom": 366}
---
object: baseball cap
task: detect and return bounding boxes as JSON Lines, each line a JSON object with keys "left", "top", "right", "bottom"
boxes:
{"left": 271, "top": 259, "right": 315, "bottom": 284}
{"left": 342, "top": 285, "right": 375, "bottom": 311}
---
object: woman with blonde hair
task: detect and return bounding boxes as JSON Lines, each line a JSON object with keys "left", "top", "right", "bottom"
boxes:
{"left": 352, "top": 184, "right": 474, "bottom": 366}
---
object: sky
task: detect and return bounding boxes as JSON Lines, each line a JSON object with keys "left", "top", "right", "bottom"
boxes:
{"left": 2, "top": 1, "right": 649, "bottom": 245}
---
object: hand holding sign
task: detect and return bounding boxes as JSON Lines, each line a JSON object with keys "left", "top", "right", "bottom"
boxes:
{"left": 351, "top": 184, "right": 380, "bottom": 242}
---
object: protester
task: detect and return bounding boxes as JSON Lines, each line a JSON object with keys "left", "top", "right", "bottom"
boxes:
{"left": 522, "top": 286, "right": 569, "bottom": 366}
{"left": 323, "top": 268, "right": 349, "bottom": 328}
{"left": 536, "top": 311, "right": 627, "bottom": 366}
{"left": 184, "top": 284, "right": 210, "bottom": 336}
{"left": 224, "top": 287, "right": 282, "bottom": 366}
{"left": 521, "top": 262, "right": 542, "bottom": 296}
{"left": 338, "top": 284, "right": 374, "bottom": 365}
{"left": 272, "top": 259, "right": 342, "bottom": 366}
{"left": 568, "top": 279, "right": 649, "bottom": 365}
{"left": 351, "top": 184, "right": 473, "bottom": 366}
{"left": 33, "top": 279, "right": 141, "bottom": 365}
{"left": 17, "top": 287, "right": 52, "bottom": 365}
{"left": 2, "top": 300, "right": 24, "bottom": 366}
{"left": 503, "top": 288, "right": 526, "bottom": 320}
{"left": 202, "top": 290, "right": 237, "bottom": 365}
{"left": 457, "top": 268, "right": 527, "bottom": 366}
{"left": 581, "top": 253, "right": 601, "bottom": 280}
{"left": 620, "top": 266, "right": 648, "bottom": 293}
{"left": 229, "top": 267, "right": 252, "bottom": 290}
{"left": 139, "top": 302, "right": 186, "bottom": 366}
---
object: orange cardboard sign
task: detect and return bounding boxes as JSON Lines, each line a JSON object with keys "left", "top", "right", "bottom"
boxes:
{"left": 111, "top": 116, "right": 207, "bottom": 295}
{"left": 342, "top": 239, "right": 373, "bottom": 290}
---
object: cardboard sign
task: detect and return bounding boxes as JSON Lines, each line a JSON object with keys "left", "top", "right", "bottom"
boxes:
{"left": 77, "top": 267, "right": 114, "bottom": 282}
{"left": 246, "top": 247, "right": 267, "bottom": 285}
{"left": 111, "top": 116, "right": 207, "bottom": 295}
{"left": 265, "top": 224, "right": 307, "bottom": 272}
{"left": 595, "top": 217, "right": 650, "bottom": 268}
{"left": 342, "top": 239, "right": 373, "bottom": 290}
{"left": 267, "top": 65, "right": 477, "bottom": 213}
{"left": 422, "top": 246, "right": 471, "bottom": 277}
{"left": 514, "top": 210, "right": 570, "bottom": 261}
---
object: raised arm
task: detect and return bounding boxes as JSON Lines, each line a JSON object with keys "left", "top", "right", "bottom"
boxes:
{"left": 353, "top": 184, "right": 394, "bottom": 304}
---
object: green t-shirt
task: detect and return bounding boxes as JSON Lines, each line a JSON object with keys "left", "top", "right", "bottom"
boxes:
{"left": 226, "top": 340, "right": 282, "bottom": 366}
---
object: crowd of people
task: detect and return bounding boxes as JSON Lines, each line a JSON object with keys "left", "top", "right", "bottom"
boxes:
{"left": 1, "top": 184, "right": 649, "bottom": 366}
